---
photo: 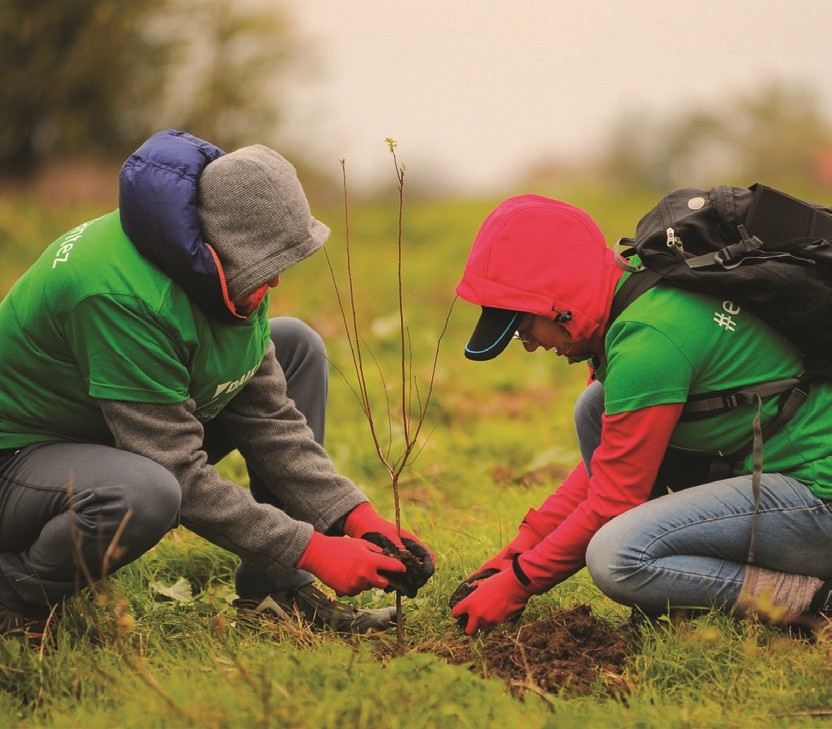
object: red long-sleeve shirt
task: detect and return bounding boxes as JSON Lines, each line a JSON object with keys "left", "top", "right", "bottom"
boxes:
{"left": 517, "top": 402, "right": 683, "bottom": 590}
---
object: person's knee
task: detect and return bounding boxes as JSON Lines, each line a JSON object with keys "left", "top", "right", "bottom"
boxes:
{"left": 270, "top": 317, "right": 327, "bottom": 361}
{"left": 114, "top": 460, "right": 181, "bottom": 544}
{"left": 67, "top": 458, "right": 180, "bottom": 577}
{"left": 585, "top": 529, "right": 615, "bottom": 596}
{"left": 586, "top": 519, "right": 643, "bottom": 605}
{"left": 268, "top": 316, "right": 328, "bottom": 443}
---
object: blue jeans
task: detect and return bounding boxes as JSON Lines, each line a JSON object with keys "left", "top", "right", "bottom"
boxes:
{"left": 575, "top": 381, "right": 832, "bottom": 613}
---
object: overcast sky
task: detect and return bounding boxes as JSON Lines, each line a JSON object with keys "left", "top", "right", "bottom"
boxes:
{"left": 279, "top": 1, "right": 832, "bottom": 194}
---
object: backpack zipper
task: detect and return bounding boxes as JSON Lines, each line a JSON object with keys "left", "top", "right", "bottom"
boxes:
{"left": 666, "top": 227, "right": 685, "bottom": 253}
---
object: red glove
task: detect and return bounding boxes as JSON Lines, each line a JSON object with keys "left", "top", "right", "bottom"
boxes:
{"left": 448, "top": 508, "right": 550, "bottom": 611}
{"left": 343, "top": 503, "right": 435, "bottom": 598}
{"left": 450, "top": 563, "right": 535, "bottom": 635}
{"left": 344, "top": 502, "right": 427, "bottom": 553}
{"left": 471, "top": 462, "right": 592, "bottom": 578}
{"left": 296, "top": 531, "right": 406, "bottom": 597}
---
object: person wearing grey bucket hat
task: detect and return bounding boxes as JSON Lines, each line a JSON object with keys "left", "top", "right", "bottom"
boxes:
{"left": 0, "top": 130, "right": 433, "bottom": 640}
{"left": 197, "top": 144, "right": 330, "bottom": 304}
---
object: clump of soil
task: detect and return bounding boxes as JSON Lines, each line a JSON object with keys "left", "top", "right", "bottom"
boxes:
{"left": 362, "top": 533, "right": 433, "bottom": 598}
{"left": 447, "top": 569, "right": 499, "bottom": 614}
{"left": 436, "top": 604, "right": 633, "bottom": 697}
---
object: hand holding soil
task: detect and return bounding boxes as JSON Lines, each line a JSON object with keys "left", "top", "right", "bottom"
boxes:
{"left": 362, "top": 532, "right": 435, "bottom": 598}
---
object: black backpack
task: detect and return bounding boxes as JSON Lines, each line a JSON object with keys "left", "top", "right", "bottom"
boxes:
{"left": 612, "top": 185, "right": 832, "bottom": 543}
{"left": 612, "top": 183, "right": 832, "bottom": 376}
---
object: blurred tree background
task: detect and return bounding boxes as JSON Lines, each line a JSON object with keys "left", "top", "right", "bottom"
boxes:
{"left": 0, "top": 0, "right": 297, "bottom": 177}
{"left": 2, "top": 0, "right": 832, "bottom": 200}
{"left": 600, "top": 82, "right": 832, "bottom": 193}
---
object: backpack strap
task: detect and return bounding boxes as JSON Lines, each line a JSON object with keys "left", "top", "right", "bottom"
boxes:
{"left": 608, "top": 269, "right": 811, "bottom": 429}
{"left": 726, "top": 379, "right": 811, "bottom": 564}
{"left": 608, "top": 253, "right": 811, "bottom": 448}
{"left": 681, "top": 378, "right": 803, "bottom": 420}
{"left": 609, "top": 268, "right": 663, "bottom": 324}
{"left": 722, "top": 380, "right": 810, "bottom": 463}
{"left": 685, "top": 225, "right": 764, "bottom": 270}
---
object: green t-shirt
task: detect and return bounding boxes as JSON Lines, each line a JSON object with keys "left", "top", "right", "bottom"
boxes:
{"left": 0, "top": 210, "right": 270, "bottom": 448}
{"left": 597, "top": 275, "right": 832, "bottom": 499}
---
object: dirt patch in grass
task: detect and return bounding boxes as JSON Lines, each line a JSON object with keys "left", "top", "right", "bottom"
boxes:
{"left": 432, "top": 604, "right": 633, "bottom": 697}
{"left": 491, "top": 461, "right": 569, "bottom": 487}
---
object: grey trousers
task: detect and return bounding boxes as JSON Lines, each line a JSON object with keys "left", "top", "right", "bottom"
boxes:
{"left": 0, "top": 317, "right": 327, "bottom": 615}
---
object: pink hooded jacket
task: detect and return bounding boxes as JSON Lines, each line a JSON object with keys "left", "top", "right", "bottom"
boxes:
{"left": 457, "top": 194, "right": 684, "bottom": 593}
{"left": 456, "top": 194, "right": 624, "bottom": 358}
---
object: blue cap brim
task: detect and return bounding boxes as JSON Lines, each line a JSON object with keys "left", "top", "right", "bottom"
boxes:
{"left": 464, "top": 307, "right": 521, "bottom": 361}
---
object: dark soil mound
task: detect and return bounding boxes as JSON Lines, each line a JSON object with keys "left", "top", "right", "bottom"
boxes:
{"left": 361, "top": 532, "right": 433, "bottom": 598}
{"left": 438, "top": 604, "right": 632, "bottom": 697}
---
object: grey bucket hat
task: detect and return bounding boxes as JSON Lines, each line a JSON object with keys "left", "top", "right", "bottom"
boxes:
{"left": 198, "top": 144, "right": 330, "bottom": 299}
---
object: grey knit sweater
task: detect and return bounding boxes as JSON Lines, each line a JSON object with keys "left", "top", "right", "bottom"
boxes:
{"left": 97, "top": 340, "right": 367, "bottom": 576}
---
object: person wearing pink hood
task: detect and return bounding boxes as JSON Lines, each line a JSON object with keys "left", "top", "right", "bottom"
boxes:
{"left": 450, "top": 194, "right": 832, "bottom": 635}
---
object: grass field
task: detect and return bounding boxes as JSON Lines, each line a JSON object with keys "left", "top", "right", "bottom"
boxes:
{"left": 1, "top": 182, "right": 832, "bottom": 728}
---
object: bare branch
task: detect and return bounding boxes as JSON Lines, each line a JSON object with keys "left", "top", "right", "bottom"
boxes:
{"left": 325, "top": 160, "right": 391, "bottom": 467}
{"left": 324, "top": 354, "right": 368, "bottom": 418}
{"left": 362, "top": 337, "right": 394, "bottom": 459}
{"left": 406, "top": 326, "right": 415, "bottom": 438}
{"left": 406, "top": 424, "right": 438, "bottom": 467}
{"left": 409, "top": 296, "right": 457, "bottom": 448}
{"left": 390, "top": 144, "right": 410, "bottom": 452}
{"left": 328, "top": 142, "right": 448, "bottom": 651}
{"left": 322, "top": 251, "right": 365, "bottom": 413}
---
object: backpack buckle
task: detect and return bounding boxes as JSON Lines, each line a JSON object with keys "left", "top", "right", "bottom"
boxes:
{"left": 716, "top": 225, "right": 764, "bottom": 267}
{"left": 724, "top": 393, "right": 742, "bottom": 408}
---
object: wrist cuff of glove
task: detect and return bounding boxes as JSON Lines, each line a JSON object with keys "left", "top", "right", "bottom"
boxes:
{"left": 343, "top": 501, "right": 376, "bottom": 538}
{"left": 512, "top": 554, "right": 532, "bottom": 587}
{"left": 296, "top": 531, "right": 326, "bottom": 572}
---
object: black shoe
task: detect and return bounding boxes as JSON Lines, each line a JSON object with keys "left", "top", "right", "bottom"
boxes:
{"left": 810, "top": 578, "right": 832, "bottom": 616}
{"left": 234, "top": 583, "right": 397, "bottom": 634}
{"left": 621, "top": 606, "right": 663, "bottom": 638}
{"left": 0, "top": 605, "right": 48, "bottom": 645}
{"left": 785, "top": 579, "right": 832, "bottom": 640}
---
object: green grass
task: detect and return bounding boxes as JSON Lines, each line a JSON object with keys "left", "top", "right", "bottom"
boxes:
{"left": 1, "top": 185, "right": 831, "bottom": 727}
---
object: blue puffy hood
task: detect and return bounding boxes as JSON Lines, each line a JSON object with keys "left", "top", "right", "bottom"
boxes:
{"left": 119, "top": 129, "right": 244, "bottom": 323}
